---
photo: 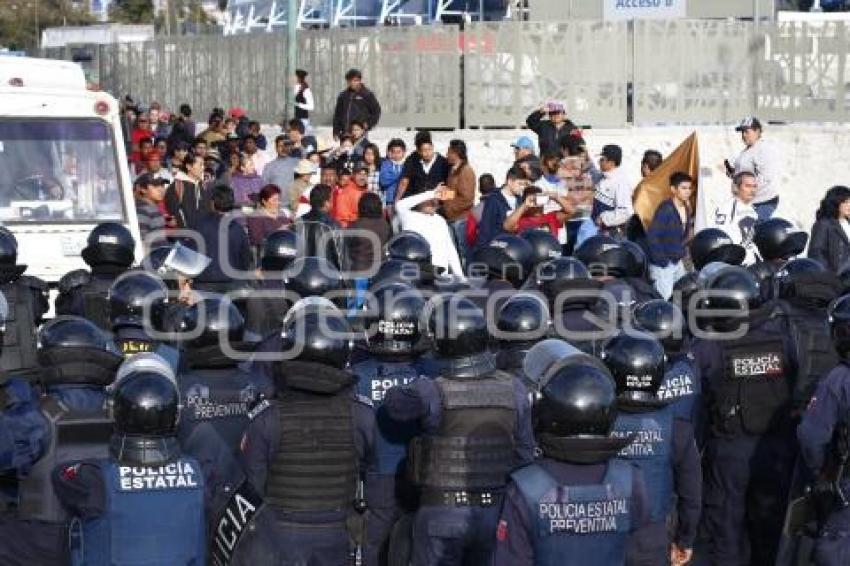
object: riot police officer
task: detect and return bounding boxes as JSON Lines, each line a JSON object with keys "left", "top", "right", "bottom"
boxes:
{"left": 798, "top": 293, "right": 850, "bottom": 566}
{"left": 536, "top": 256, "right": 607, "bottom": 356}
{"left": 520, "top": 229, "right": 563, "bottom": 278}
{"left": 0, "top": 316, "right": 121, "bottom": 565}
{"left": 175, "top": 295, "right": 272, "bottom": 451}
{"left": 108, "top": 270, "right": 180, "bottom": 370}
{"left": 0, "top": 228, "right": 48, "bottom": 379}
{"left": 602, "top": 332, "right": 701, "bottom": 566}
{"left": 467, "top": 234, "right": 534, "bottom": 313}
{"left": 775, "top": 258, "right": 843, "bottom": 415}
{"left": 383, "top": 296, "right": 535, "bottom": 566}
{"left": 239, "top": 305, "right": 376, "bottom": 565}
{"left": 52, "top": 354, "right": 207, "bottom": 565}
{"left": 632, "top": 300, "right": 701, "bottom": 426}
{"left": 352, "top": 282, "right": 427, "bottom": 566}
{"left": 494, "top": 292, "right": 551, "bottom": 388}
{"left": 55, "top": 222, "right": 136, "bottom": 328}
{"left": 493, "top": 348, "right": 651, "bottom": 566}
{"left": 243, "top": 229, "right": 298, "bottom": 337}
{"left": 692, "top": 265, "right": 798, "bottom": 565}
{"left": 387, "top": 231, "right": 432, "bottom": 265}
{"left": 690, "top": 227, "right": 746, "bottom": 271}
{"left": 575, "top": 235, "right": 660, "bottom": 303}
{"left": 753, "top": 217, "right": 808, "bottom": 266}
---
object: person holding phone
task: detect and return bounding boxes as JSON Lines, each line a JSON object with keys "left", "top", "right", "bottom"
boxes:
{"left": 503, "top": 185, "right": 575, "bottom": 236}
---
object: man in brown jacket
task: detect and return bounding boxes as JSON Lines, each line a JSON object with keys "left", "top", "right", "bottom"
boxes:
{"left": 441, "top": 139, "right": 476, "bottom": 264}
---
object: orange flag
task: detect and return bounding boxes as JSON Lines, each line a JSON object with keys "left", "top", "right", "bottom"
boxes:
{"left": 633, "top": 132, "right": 700, "bottom": 229}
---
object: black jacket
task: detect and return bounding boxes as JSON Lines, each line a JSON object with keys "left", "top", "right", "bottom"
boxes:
{"left": 193, "top": 212, "right": 254, "bottom": 284}
{"left": 808, "top": 217, "right": 850, "bottom": 274}
{"left": 525, "top": 110, "right": 581, "bottom": 157}
{"left": 294, "top": 210, "right": 345, "bottom": 270}
{"left": 332, "top": 86, "right": 381, "bottom": 137}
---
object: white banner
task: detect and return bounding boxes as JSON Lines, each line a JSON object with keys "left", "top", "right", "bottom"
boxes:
{"left": 603, "top": 0, "right": 687, "bottom": 21}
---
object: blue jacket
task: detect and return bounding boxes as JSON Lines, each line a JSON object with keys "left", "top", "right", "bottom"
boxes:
{"left": 476, "top": 190, "right": 517, "bottom": 251}
{"left": 379, "top": 160, "right": 404, "bottom": 205}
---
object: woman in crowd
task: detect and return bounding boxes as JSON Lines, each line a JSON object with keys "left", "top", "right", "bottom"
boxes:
{"left": 231, "top": 153, "right": 265, "bottom": 208}
{"left": 247, "top": 184, "right": 291, "bottom": 248}
{"left": 346, "top": 192, "right": 391, "bottom": 310}
{"left": 362, "top": 143, "right": 382, "bottom": 195}
{"left": 809, "top": 185, "right": 850, "bottom": 273}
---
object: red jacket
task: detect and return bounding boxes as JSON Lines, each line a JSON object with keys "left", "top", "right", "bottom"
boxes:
{"left": 332, "top": 182, "right": 367, "bottom": 228}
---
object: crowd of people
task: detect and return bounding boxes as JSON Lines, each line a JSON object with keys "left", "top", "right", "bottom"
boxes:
{"left": 1, "top": 66, "right": 850, "bottom": 566}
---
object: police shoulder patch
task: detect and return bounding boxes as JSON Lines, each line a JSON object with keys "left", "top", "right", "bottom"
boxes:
{"left": 58, "top": 269, "right": 91, "bottom": 293}
{"left": 247, "top": 398, "right": 270, "bottom": 421}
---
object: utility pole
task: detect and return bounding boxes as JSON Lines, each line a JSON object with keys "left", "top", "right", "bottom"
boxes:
{"left": 285, "top": 0, "right": 297, "bottom": 121}
{"left": 812, "top": 0, "right": 823, "bottom": 11}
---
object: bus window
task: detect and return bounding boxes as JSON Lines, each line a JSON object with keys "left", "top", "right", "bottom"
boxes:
{"left": 0, "top": 118, "right": 124, "bottom": 223}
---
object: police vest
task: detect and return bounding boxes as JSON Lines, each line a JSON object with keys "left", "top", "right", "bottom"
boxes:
{"left": 511, "top": 459, "right": 633, "bottom": 566}
{"left": 178, "top": 368, "right": 264, "bottom": 450}
{"left": 781, "top": 304, "right": 837, "bottom": 411}
{"left": 18, "top": 398, "right": 112, "bottom": 523}
{"left": 265, "top": 393, "right": 358, "bottom": 513}
{"left": 353, "top": 358, "right": 420, "bottom": 476}
{"left": 70, "top": 457, "right": 206, "bottom": 566}
{"left": 716, "top": 331, "right": 790, "bottom": 436}
{"left": 610, "top": 408, "right": 674, "bottom": 523}
{"left": 409, "top": 372, "right": 517, "bottom": 491}
{"left": 0, "top": 281, "right": 39, "bottom": 378}
{"left": 80, "top": 276, "right": 115, "bottom": 330}
{"left": 657, "top": 355, "right": 700, "bottom": 423}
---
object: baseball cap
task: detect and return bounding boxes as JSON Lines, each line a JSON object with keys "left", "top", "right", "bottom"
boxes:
{"left": 295, "top": 159, "right": 317, "bottom": 176}
{"left": 600, "top": 144, "right": 622, "bottom": 163}
{"left": 735, "top": 116, "right": 763, "bottom": 132}
{"left": 546, "top": 100, "right": 566, "bottom": 114}
{"left": 511, "top": 136, "right": 535, "bottom": 151}
{"left": 136, "top": 173, "right": 167, "bottom": 187}
{"left": 228, "top": 107, "right": 247, "bottom": 119}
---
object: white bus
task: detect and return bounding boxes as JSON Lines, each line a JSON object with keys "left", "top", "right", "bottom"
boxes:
{"left": 0, "top": 56, "right": 142, "bottom": 283}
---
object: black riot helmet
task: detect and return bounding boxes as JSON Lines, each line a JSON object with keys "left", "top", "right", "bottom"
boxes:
{"left": 533, "top": 358, "right": 618, "bottom": 438}
{"left": 386, "top": 231, "right": 431, "bottom": 264}
{"left": 496, "top": 293, "right": 550, "bottom": 345}
{"left": 601, "top": 331, "right": 666, "bottom": 402}
{"left": 112, "top": 354, "right": 180, "bottom": 437}
{"left": 520, "top": 230, "right": 562, "bottom": 266}
{"left": 471, "top": 234, "right": 534, "bottom": 288}
{"left": 632, "top": 299, "right": 686, "bottom": 355}
{"left": 535, "top": 256, "right": 593, "bottom": 301}
{"left": 280, "top": 306, "right": 353, "bottom": 369}
{"left": 108, "top": 271, "right": 169, "bottom": 331}
{"left": 690, "top": 228, "right": 746, "bottom": 271}
{"left": 774, "top": 258, "right": 840, "bottom": 304}
{"left": 753, "top": 218, "right": 808, "bottom": 262}
{"left": 704, "top": 265, "right": 764, "bottom": 313}
{"left": 261, "top": 230, "right": 299, "bottom": 272}
{"left": 283, "top": 256, "right": 344, "bottom": 299}
{"left": 829, "top": 294, "right": 850, "bottom": 360}
{"left": 747, "top": 261, "right": 778, "bottom": 299}
{"left": 37, "top": 316, "right": 123, "bottom": 386}
{"left": 81, "top": 222, "right": 136, "bottom": 268}
{"left": 575, "top": 235, "right": 638, "bottom": 278}
{"left": 426, "top": 295, "right": 489, "bottom": 358}
{"left": 0, "top": 228, "right": 19, "bottom": 266}
{"left": 176, "top": 295, "right": 245, "bottom": 349}
{"left": 369, "top": 259, "right": 425, "bottom": 291}
{"left": 364, "top": 282, "right": 425, "bottom": 356}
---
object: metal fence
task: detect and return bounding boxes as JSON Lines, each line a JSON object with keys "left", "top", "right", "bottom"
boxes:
{"left": 46, "top": 19, "right": 850, "bottom": 129}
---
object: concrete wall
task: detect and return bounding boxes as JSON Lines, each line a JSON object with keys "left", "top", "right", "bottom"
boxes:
{"left": 261, "top": 123, "right": 850, "bottom": 233}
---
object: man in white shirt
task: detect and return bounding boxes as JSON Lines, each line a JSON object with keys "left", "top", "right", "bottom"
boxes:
{"left": 591, "top": 144, "right": 634, "bottom": 239}
{"left": 396, "top": 187, "right": 464, "bottom": 277}
{"left": 708, "top": 171, "right": 760, "bottom": 265}
{"left": 728, "top": 116, "right": 780, "bottom": 221}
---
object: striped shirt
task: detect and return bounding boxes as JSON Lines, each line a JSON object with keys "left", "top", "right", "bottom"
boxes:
{"left": 135, "top": 198, "right": 167, "bottom": 249}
